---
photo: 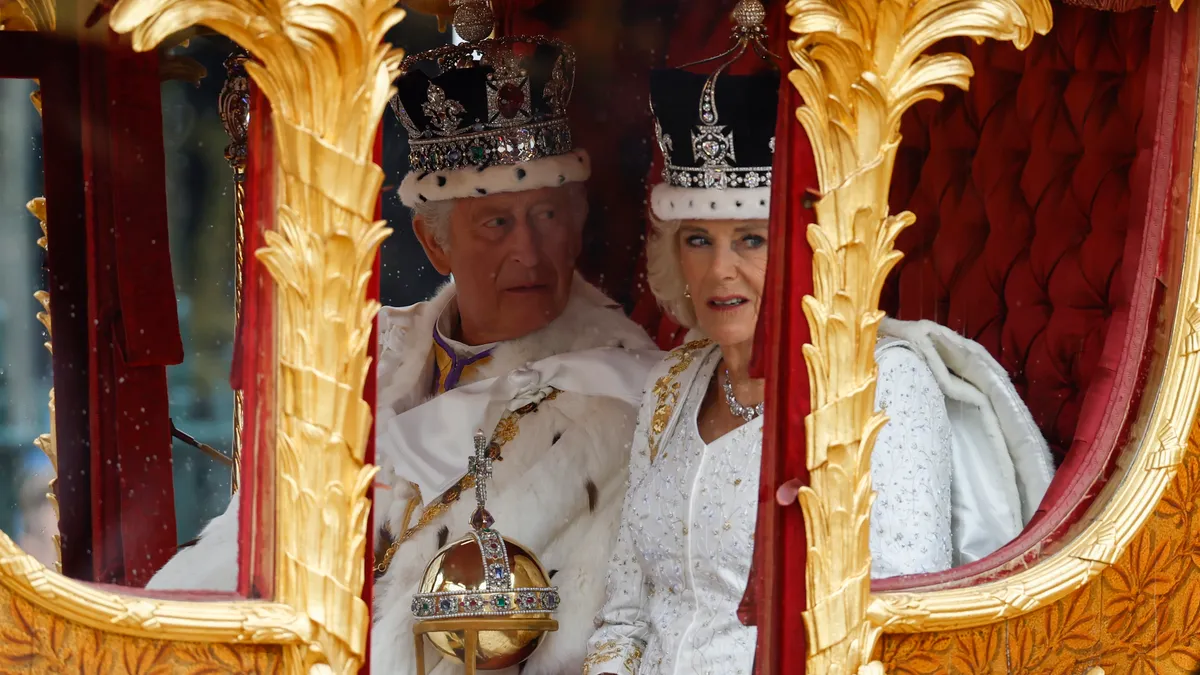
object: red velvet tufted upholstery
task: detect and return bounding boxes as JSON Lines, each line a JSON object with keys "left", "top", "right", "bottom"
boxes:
{"left": 885, "top": 6, "right": 1155, "bottom": 466}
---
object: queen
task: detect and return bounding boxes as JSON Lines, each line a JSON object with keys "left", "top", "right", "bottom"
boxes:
{"left": 583, "top": 4, "right": 1055, "bottom": 673}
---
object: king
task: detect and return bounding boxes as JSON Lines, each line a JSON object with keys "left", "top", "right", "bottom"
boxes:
{"left": 145, "top": 2, "right": 659, "bottom": 673}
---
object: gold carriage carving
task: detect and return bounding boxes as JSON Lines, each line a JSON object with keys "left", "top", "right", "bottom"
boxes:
{"left": 0, "top": 0, "right": 402, "bottom": 671}
{"left": 785, "top": 0, "right": 1200, "bottom": 673}
{"left": 0, "top": 0, "right": 1197, "bottom": 672}
{"left": 107, "top": 0, "right": 405, "bottom": 667}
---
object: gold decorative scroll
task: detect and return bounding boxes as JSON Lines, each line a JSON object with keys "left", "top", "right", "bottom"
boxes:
{"left": 108, "top": 0, "right": 404, "bottom": 672}
{"left": 18, "top": 0, "right": 59, "bottom": 568}
{"left": 0, "top": 585, "right": 286, "bottom": 672}
{"left": 29, "top": 199, "right": 60, "bottom": 573}
{"left": 0, "top": 0, "right": 52, "bottom": 31}
{"left": 784, "top": 0, "right": 1051, "bottom": 672}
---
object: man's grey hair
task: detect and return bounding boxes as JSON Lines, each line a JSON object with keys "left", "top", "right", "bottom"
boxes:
{"left": 410, "top": 199, "right": 458, "bottom": 249}
{"left": 409, "top": 182, "right": 589, "bottom": 251}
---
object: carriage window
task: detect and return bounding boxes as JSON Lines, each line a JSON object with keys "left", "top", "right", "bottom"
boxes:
{"left": 160, "top": 34, "right": 239, "bottom": 551}
{"left": 0, "top": 78, "right": 56, "bottom": 570}
{"left": 0, "top": 32, "right": 257, "bottom": 591}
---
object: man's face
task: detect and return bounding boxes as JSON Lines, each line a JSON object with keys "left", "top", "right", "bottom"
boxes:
{"left": 416, "top": 185, "right": 584, "bottom": 345}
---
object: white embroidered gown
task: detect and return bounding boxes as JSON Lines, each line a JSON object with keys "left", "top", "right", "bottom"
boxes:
{"left": 585, "top": 340, "right": 954, "bottom": 675}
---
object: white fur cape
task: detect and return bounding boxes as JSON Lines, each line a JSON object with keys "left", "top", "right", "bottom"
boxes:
{"left": 145, "top": 276, "right": 656, "bottom": 675}
{"left": 371, "top": 276, "right": 656, "bottom": 674}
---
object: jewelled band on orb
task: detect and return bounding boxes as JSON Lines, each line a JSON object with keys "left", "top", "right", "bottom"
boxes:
{"left": 411, "top": 588, "right": 562, "bottom": 619}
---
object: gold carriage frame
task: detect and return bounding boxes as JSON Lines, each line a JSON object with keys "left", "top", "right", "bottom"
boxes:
{"left": 0, "top": 0, "right": 1197, "bottom": 672}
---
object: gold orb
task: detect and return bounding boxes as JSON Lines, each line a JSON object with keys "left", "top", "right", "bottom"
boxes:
{"left": 415, "top": 534, "right": 555, "bottom": 670}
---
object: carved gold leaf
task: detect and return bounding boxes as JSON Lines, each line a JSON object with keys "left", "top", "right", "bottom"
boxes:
{"left": 0, "top": 528, "right": 309, "bottom": 643}
{"left": 0, "top": 0, "right": 36, "bottom": 31}
{"left": 0, "top": 0, "right": 51, "bottom": 31}
{"left": 1184, "top": 302, "right": 1200, "bottom": 355}
{"left": 14, "top": 0, "right": 51, "bottom": 29}
{"left": 27, "top": 197, "right": 59, "bottom": 571}
{"left": 106, "top": 0, "right": 404, "bottom": 670}
{"left": 784, "top": 0, "right": 1051, "bottom": 670}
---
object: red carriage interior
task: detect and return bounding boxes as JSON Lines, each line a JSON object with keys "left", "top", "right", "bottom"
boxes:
{"left": 879, "top": 2, "right": 1190, "bottom": 589}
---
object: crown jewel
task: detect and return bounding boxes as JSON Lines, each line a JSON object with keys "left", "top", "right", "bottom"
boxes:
{"left": 650, "top": 0, "right": 779, "bottom": 191}
{"left": 411, "top": 431, "right": 561, "bottom": 622}
{"left": 390, "top": 3, "right": 577, "bottom": 176}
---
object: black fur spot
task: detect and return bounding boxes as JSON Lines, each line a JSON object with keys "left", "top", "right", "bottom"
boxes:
{"left": 552, "top": 431, "right": 563, "bottom": 444}
{"left": 688, "top": 200, "right": 694, "bottom": 208}
{"left": 760, "top": 199, "right": 767, "bottom": 206}
{"left": 548, "top": 569, "right": 558, "bottom": 579}
{"left": 477, "top": 165, "right": 487, "bottom": 172}
{"left": 558, "top": 174, "right": 566, "bottom": 184}
{"left": 577, "top": 154, "right": 585, "bottom": 162}
{"left": 476, "top": 188, "right": 488, "bottom": 195}
{"left": 418, "top": 194, "right": 428, "bottom": 202}
{"left": 735, "top": 200, "right": 743, "bottom": 208}
{"left": 417, "top": 171, "right": 430, "bottom": 181}
{"left": 437, "top": 525, "right": 450, "bottom": 548}
{"left": 670, "top": 201, "right": 675, "bottom": 208}
{"left": 372, "top": 529, "right": 396, "bottom": 579}
{"left": 586, "top": 479, "right": 598, "bottom": 513}
{"left": 710, "top": 202, "right": 717, "bottom": 210}
{"left": 516, "top": 168, "right": 527, "bottom": 180}
{"left": 436, "top": 175, "right": 447, "bottom": 187}
{"left": 616, "top": 340, "right": 625, "bottom": 349}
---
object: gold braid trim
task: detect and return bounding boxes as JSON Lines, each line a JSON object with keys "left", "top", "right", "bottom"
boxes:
{"left": 374, "top": 390, "right": 559, "bottom": 576}
{"left": 582, "top": 639, "right": 645, "bottom": 675}
{"left": 648, "top": 339, "right": 711, "bottom": 464}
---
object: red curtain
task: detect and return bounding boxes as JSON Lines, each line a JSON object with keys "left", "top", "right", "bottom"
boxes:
{"left": 79, "top": 31, "right": 183, "bottom": 586}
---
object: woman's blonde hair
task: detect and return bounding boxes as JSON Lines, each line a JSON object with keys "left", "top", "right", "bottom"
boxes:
{"left": 645, "top": 217, "right": 697, "bottom": 328}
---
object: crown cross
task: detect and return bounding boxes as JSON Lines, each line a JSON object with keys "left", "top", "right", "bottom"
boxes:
{"left": 468, "top": 430, "right": 495, "bottom": 530}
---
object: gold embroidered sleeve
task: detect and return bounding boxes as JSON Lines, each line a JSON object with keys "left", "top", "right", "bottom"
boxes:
{"left": 582, "top": 640, "right": 644, "bottom": 675}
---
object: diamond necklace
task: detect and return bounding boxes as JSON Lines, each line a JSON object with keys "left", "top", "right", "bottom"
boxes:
{"left": 722, "top": 368, "right": 764, "bottom": 422}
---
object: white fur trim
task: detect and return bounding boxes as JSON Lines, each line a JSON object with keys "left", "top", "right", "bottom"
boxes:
{"left": 399, "top": 149, "right": 592, "bottom": 207}
{"left": 370, "top": 277, "right": 657, "bottom": 674}
{"left": 143, "top": 277, "right": 657, "bottom": 674}
{"left": 650, "top": 183, "right": 771, "bottom": 220}
{"left": 145, "top": 498, "right": 239, "bottom": 592}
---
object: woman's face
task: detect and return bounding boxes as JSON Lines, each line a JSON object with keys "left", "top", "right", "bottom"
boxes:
{"left": 678, "top": 218, "right": 769, "bottom": 349}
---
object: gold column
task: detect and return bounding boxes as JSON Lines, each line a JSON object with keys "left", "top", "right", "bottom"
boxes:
{"left": 3, "top": 0, "right": 60, "bottom": 573}
{"left": 783, "top": 0, "right": 1051, "bottom": 672}
{"left": 219, "top": 48, "right": 249, "bottom": 495}
{"left": 110, "top": 0, "right": 404, "bottom": 670}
